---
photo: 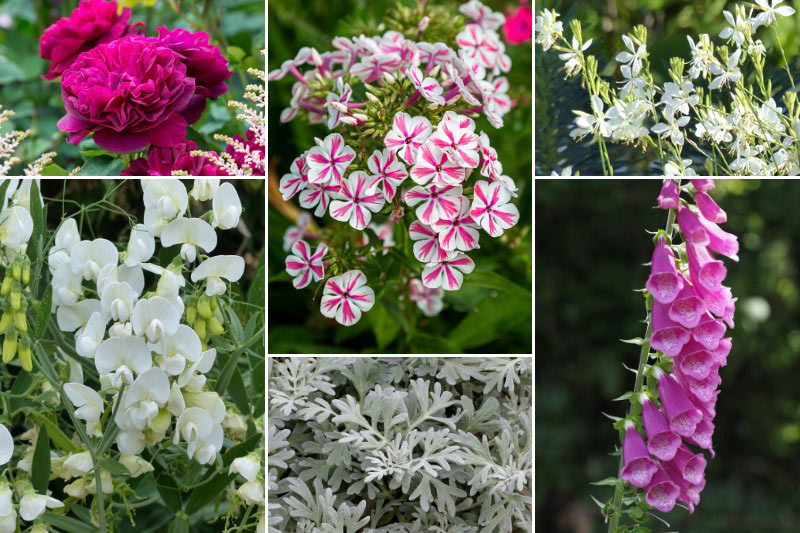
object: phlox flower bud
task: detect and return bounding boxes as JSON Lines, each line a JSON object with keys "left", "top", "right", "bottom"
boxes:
{"left": 619, "top": 421, "right": 657, "bottom": 488}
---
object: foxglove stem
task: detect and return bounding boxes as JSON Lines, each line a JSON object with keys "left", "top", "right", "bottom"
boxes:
{"left": 405, "top": 91, "right": 422, "bottom": 107}
{"left": 608, "top": 191, "right": 678, "bottom": 533}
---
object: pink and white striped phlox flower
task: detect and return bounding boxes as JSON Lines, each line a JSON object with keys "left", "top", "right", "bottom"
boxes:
{"left": 404, "top": 184, "right": 462, "bottom": 225}
{"left": 320, "top": 270, "right": 375, "bottom": 326}
{"left": 409, "top": 278, "right": 444, "bottom": 316}
{"left": 410, "top": 143, "right": 465, "bottom": 186}
{"left": 422, "top": 251, "right": 475, "bottom": 291}
{"left": 406, "top": 65, "right": 445, "bottom": 105}
{"left": 456, "top": 24, "right": 502, "bottom": 70}
{"left": 285, "top": 240, "right": 327, "bottom": 289}
{"left": 325, "top": 79, "right": 352, "bottom": 130}
{"left": 282, "top": 212, "right": 311, "bottom": 252}
{"left": 329, "top": 171, "right": 385, "bottom": 230}
{"left": 428, "top": 112, "right": 480, "bottom": 168}
{"left": 306, "top": 133, "right": 356, "bottom": 186}
{"left": 299, "top": 183, "right": 340, "bottom": 218}
{"left": 470, "top": 179, "right": 519, "bottom": 237}
{"left": 366, "top": 148, "right": 408, "bottom": 201}
{"left": 409, "top": 220, "right": 449, "bottom": 263}
{"left": 279, "top": 155, "right": 309, "bottom": 201}
{"left": 384, "top": 112, "right": 432, "bottom": 165}
{"left": 351, "top": 54, "right": 402, "bottom": 83}
{"left": 433, "top": 196, "right": 480, "bottom": 252}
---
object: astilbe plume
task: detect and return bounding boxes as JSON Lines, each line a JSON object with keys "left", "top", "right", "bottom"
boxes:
{"left": 601, "top": 179, "right": 736, "bottom": 530}
{"left": 0, "top": 106, "right": 59, "bottom": 177}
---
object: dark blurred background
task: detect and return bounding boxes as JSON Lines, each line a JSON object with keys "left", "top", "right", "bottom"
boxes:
{"left": 536, "top": 179, "right": 800, "bottom": 532}
{"left": 535, "top": 0, "right": 800, "bottom": 174}
{"left": 268, "top": 0, "right": 532, "bottom": 353}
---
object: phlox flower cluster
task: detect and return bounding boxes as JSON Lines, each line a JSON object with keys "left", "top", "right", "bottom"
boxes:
{"left": 535, "top": 1, "right": 800, "bottom": 175}
{"left": 274, "top": 0, "right": 521, "bottom": 327}
{"left": 614, "top": 179, "right": 735, "bottom": 521}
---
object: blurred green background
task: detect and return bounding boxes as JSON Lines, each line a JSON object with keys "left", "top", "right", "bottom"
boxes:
{"left": 267, "top": 0, "right": 532, "bottom": 354}
{"left": 0, "top": 0, "right": 264, "bottom": 175}
{"left": 535, "top": 0, "right": 800, "bottom": 174}
{"left": 536, "top": 179, "right": 800, "bottom": 531}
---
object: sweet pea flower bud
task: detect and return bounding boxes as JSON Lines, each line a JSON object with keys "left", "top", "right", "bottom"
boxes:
{"left": 207, "top": 317, "right": 224, "bottom": 336}
{"left": 197, "top": 296, "right": 213, "bottom": 319}
{"left": 10, "top": 291, "right": 20, "bottom": 311}
{"left": 195, "top": 318, "right": 207, "bottom": 340}
{"left": 2, "top": 334, "right": 17, "bottom": 363}
{"left": 0, "top": 276, "right": 11, "bottom": 296}
{"left": 63, "top": 451, "right": 94, "bottom": 477}
{"left": 0, "top": 313, "right": 9, "bottom": 335}
{"left": 11, "top": 263, "right": 21, "bottom": 281}
{"left": 212, "top": 183, "right": 243, "bottom": 230}
{"left": 18, "top": 343, "right": 32, "bottom": 372}
{"left": 120, "top": 455, "right": 155, "bottom": 478}
{"left": 645, "top": 236, "right": 684, "bottom": 304}
{"left": 238, "top": 480, "right": 264, "bottom": 505}
{"left": 619, "top": 421, "right": 657, "bottom": 488}
{"left": 657, "top": 179, "right": 680, "bottom": 209}
{"left": 189, "top": 178, "right": 220, "bottom": 202}
{"left": 21, "top": 263, "right": 30, "bottom": 285}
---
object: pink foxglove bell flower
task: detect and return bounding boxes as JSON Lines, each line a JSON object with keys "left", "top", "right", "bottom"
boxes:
{"left": 279, "top": 155, "right": 309, "bottom": 201}
{"left": 285, "top": 240, "right": 327, "bottom": 289}
{"left": 690, "top": 179, "right": 715, "bottom": 192}
{"left": 694, "top": 191, "right": 727, "bottom": 224}
{"left": 320, "top": 270, "right": 375, "bottom": 326}
{"left": 685, "top": 244, "right": 727, "bottom": 293}
{"left": 428, "top": 115, "right": 480, "bottom": 168}
{"left": 282, "top": 212, "right": 311, "bottom": 252}
{"left": 653, "top": 367, "right": 703, "bottom": 438}
{"left": 409, "top": 278, "right": 444, "bottom": 317}
{"left": 640, "top": 395, "right": 681, "bottom": 461}
{"left": 678, "top": 205, "right": 739, "bottom": 260}
{"left": 433, "top": 197, "right": 480, "bottom": 252}
{"left": 657, "top": 179, "right": 680, "bottom": 209}
{"left": 406, "top": 66, "right": 445, "bottom": 105}
{"left": 409, "top": 220, "right": 450, "bottom": 263}
{"left": 422, "top": 252, "right": 475, "bottom": 291}
{"left": 650, "top": 299, "right": 690, "bottom": 356}
{"left": 410, "top": 144, "right": 465, "bottom": 186}
{"left": 644, "top": 468, "right": 680, "bottom": 513}
{"left": 691, "top": 314, "right": 726, "bottom": 350}
{"left": 366, "top": 148, "right": 408, "bottom": 201}
{"left": 645, "top": 236, "right": 684, "bottom": 304}
{"left": 384, "top": 113, "right": 433, "bottom": 165}
{"left": 668, "top": 283, "right": 707, "bottom": 329}
{"left": 469, "top": 180, "right": 519, "bottom": 237}
{"left": 329, "top": 171, "right": 385, "bottom": 230}
{"left": 306, "top": 133, "right": 356, "bottom": 186}
{"left": 619, "top": 421, "right": 658, "bottom": 488}
{"left": 405, "top": 184, "right": 462, "bottom": 225}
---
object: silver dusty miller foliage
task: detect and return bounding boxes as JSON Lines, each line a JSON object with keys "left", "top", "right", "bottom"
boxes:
{"left": 267, "top": 357, "right": 532, "bottom": 532}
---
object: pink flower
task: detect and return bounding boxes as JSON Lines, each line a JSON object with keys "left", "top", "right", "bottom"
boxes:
{"left": 351, "top": 54, "right": 402, "bottom": 83}
{"left": 367, "top": 221, "right": 395, "bottom": 254}
{"left": 122, "top": 141, "right": 227, "bottom": 176}
{"left": 306, "top": 133, "right": 356, "bottom": 185}
{"left": 478, "top": 132, "right": 503, "bottom": 178}
{"left": 417, "top": 42, "right": 455, "bottom": 70}
{"left": 428, "top": 114, "right": 480, "bottom": 168}
{"left": 657, "top": 179, "right": 680, "bottom": 209}
{"left": 329, "top": 171, "right": 385, "bottom": 230}
{"left": 299, "top": 183, "right": 340, "bottom": 218}
{"left": 406, "top": 66, "right": 445, "bottom": 105}
{"left": 409, "top": 220, "right": 450, "bottom": 263}
{"left": 456, "top": 24, "right": 502, "bottom": 69}
{"left": 479, "top": 77, "right": 512, "bottom": 116}
{"left": 644, "top": 468, "right": 680, "bottom": 513}
{"left": 409, "top": 278, "right": 444, "bottom": 316}
{"left": 460, "top": 0, "right": 506, "bottom": 31}
{"left": 410, "top": 144, "right": 465, "bottom": 186}
{"left": 619, "top": 422, "right": 658, "bottom": 488}
{"left": 279, "top": 155, "right": 309, "bottom": 201}
{"left": 226, "top": 129, "right": 266, "bottom": 174}
{"left": 384, "top": 112, "right": 432, "bottom": 165}
{"left": 320, "top": 270, "right": 375, "bottom": 326}
{"left": 470, "top": 180, "right": 519, "bottom": 237}
{"left": 646, "top": 236, "right": 685, "bottom": 304}
{"left": 405, "top": 184, "right": 462, "bottom": 225}
{"left": 503, "top": 5, "right": 533, "bottom": 45}
{"left": 433, "top": 196, "right": 480, "bottom": 252}
{"left": 39, "top": 0, "right": 138, "bottom": 80}
{"left": 694, "top": 191, "right": 727, "bottom": 223}
{"left": 422, "top": 251, "right": 475, "bottom": 291}
{"left": 366, "top": 148, "right": 408, "bottom": 201}
{"left": 268, "top": 47, "right": 314, "bottom": 81}
{"left": 285, "top": 240, "right": 327, "bottom": 289}
{"left": 58, "top": 35, "right": 195, "bottom": 153}
{"left": 691, "top": 179, "right": 715, "bottom": 192}
{"left": 325, "top": 79, "right": 352, "bottom": 130}
{"left": 283, "top": 213, "right": 311, "bottom": 252}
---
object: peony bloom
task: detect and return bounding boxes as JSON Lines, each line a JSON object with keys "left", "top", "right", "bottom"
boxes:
{"left": 156, "top": 27, "right": 232, "bottom": 123}
{"left": 39, "top": 0, "right": 139, "bottom": 80}
{"left": 123, "top": 142, "right": 228, "bottom": 176}
{"left": 58, "top": 36, "right": 196, "bottom": 153}
{"left": 503, "top": 5, "right": 533, "bottom": 45}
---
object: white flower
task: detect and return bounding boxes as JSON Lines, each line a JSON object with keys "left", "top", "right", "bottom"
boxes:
{"left": 100, "top": 281, "right": 135, "bottom": 323}
{"left": 729, "top": 147, "right": 767, "bottom": 174}
{"left": 756, "top": 0, "right": 795, "bottom": 25}
{"left": 230, "top": 454, "right": 261, "bottom": 482}
{"left": 238, "top": 480, "right": 264, "bottom": 505}
{"left": 0, "top": 205, "right": 32, "bottom": 250}
{"left": 534, "top": 9, "right": 563, "bottom": 51}
{"left": 0, "top": 510, "right": 14, "bottom": 533}
{"left": 152, "top": 324, "right": 202, "bottom": 376}
{"left": 117, "top": 367, "right": 170, "bottom": 432}
{"left": 0, "top": 482, "right": 13, "bottom": 517}
{"left": 177, "top": 348, "right": 216, "bottom": 390}
{"left": 183, "top": 391, "right": 226, "bottom": 423}
{"left": 211, "top": 182, "right": 242, "bottom": 230}
{"left": 160, "top": 218, "right": 217, "bottom": 263}
{"left": 190, "top": 179, "right": 220, "bottom": 201}
{"left": 687, "top": 34, "right": 714, "bottom": 79}
{"left": 662, "top": 81, "right": 699, "bottom": 116}
{"left": 70, "top": 238, "right": 118, "bottom": 281}
{"left": 131, "top": 296, "right": 180, "bottom": 344}
{"left": 606, "top": 99, "right": 650, "bottom": 140}
{"left": 615, "top": 34, "right": 647, "bottom": 77}
{"left": 0, "top": 424, "right": 12, "bottom": 466}
{"left": 142, "top": 179, "right": 188, "bottom": 236}
{"left": 48, "top": 218, "right": 80, "bottom": 273}
{"left": 63, "top": 382, "right": 105, "bottom": 435}
{"left": 19, "top": 491, "right": 63, "bottom": 522}
{"left": 191, "top": 255, "right": 245, "bottom": 296}
{"left": 664, "top": 158, "right": 697, "bottom": 176}
{"left": 56, "top": 299, "right": 101, "bottom": 332}
{"left": 52, "top": 263, "right": 83, "bottom": 307}
{"left": 63, "top": 451, "right": 93, "bottom": 477}
{"left": 651, "top": 111, "right": 691, "bottom": 146}
{"left": 559, "top": 37, "right": 592, "bottom": 77}
{"left": 570, "top": 95, "right": 612, "bottom": 139}
{"left": 719, "top": 10, "right": 748, "bottom": 47}
{"left": 708, "top": 49, "right": 742, "bottom": 90}
{"left": 120, "top": 455, "right": 154, "bottom": 477}
{"left": 124, "top": 224, "right": 155, "bottom": 267}
{"left": 75, "top": 312, "right": 107, "bottom": 359}
{"left": 695, "top": 107, "right": 733, "bottom": 143}
{"left": 95, "top": 335, "right": 152, "bottom": 387}
{"left": 97, "top": 263, "right": 145, "bottom": 298}
{"left": 174, "top": 407, "right": 223, "bottom": 464}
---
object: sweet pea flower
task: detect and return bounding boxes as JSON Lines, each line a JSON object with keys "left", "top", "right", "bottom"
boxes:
{"left": 285, "top": 240, "right": 328, "bottom": 289}
{"left": 0, "top": 482, "right": 14, "bottom": 533}
{"left": 384, "top": 113, "right": 433, "bottom": 165}
{"left": 161, "top": 218, "right": 217, "bottom": 263}
{"left": 320, "top": 270, "right": 375, "bottom": 326}
{"left": 189, "top": 178, "right": 220, "bottom": 201}
{"left": 48, "top": 218, "right": 80, "bottom": 273}
{"left": 70, "top": 238, "right": 118, "bottom": 281}
{"left": 19, "top": 490, "right": 63, "bottom": 522}
{"left": 306, "top": 133, "right": 357, "bottom": 186}
{"left": 470, "top": 180, "right": 519, "bottom": 237}
{"left": 410, "top": 144, "right": 465, "bottom": 186}
{"left": 238, "top": 481, "right": 265, "bottom": 505}
{"left": 154, "top": 325, "right": 202, "bottom": 376}
{"left": 619, "top": 421, "right": 657, "bottom": 488}
{"left": 280, "top": 156, "right": 309, "bottom": 201}
{"left": 0, "top": 205, "right": 33, "bottom": 252}
{"left": 124, "top": 224, "right": 156, "bottom": 267}
{"left": 422, "top": 251, "right": 475, "bottom": 291}
{"left": 409, "top": 278, "right": 444, "bottom": 316}
{"left": 131, "top": 295, "right": 180, "bottom": 344}
{"left": 406, "top": 66, "right": 445, "bottom": 105}
{"left": 230, "top": 454, "right": 261, "bottom": 482}
{"left": 191, "top": 255, "right": 246, "bottom": 296}
{"left": 433, "top": 196, "right": 480, "bottom": 252}
{"left": 100, "top": 281, "right": 136, "bottom": 323}
{"left": 63, "top": 382, "right": 105, "bottom": 436}
{"left": 120, "top": 455, "right": 155, "bottom": 478}
{"left": 95, "top": 335, "right": 152, "bottom": 387}
{"left": 329, "top": 172, "right": 385, "bottom": 230}
{"left": 174, "top": 407, "right": 224, "bottom": 464}
{"left": 405, "top": 184, "right": 462, "bottom": 225}
{"left": 0, "top": 424, "right": 11, "bottom": 466}
{"left": 409, "top": 220, "right": 450, "bottom": 263}
{"left": 52, "top": 263, "right": 84, "bottom": 307}
{"left": 119, "top": 367, "right": 171, "bottom": 433}
{"left": 56, "top": 299, "right": 102, "bottom": 332}
{"left": 366, "top": 148, "right": 408, "bottom": 201}
{"left": 142, "top": 179, "right": 189, "bottom": 234}
{"left": 211, "top": 182, "right": 242, "bottom": 230}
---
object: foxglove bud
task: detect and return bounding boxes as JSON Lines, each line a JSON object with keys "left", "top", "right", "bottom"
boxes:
{"left": 694, "top": 191, "right": 727, "bottom": 223}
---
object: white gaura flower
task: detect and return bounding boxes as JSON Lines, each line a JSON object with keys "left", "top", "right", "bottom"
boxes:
{"left": 238, "top": 481, "right": 264, "bottom": 505}
{"left": 708, "top": 49, "right": 742, "bottom": 90}
{"left": 615, "top": 34, "right": 647, "bottom": 77}
{"left": 0, "top": 424, "right": 12, "bottom": 465}
{"left": 124, "top": 224, "right": 155, "bottom": 267}
{"left": 230, "top": 454, "right": 261, "bottom": 482}
{"left": 19, "top": 491, "right": 63, "bottom": 521}
{"left": 75, "top": 312, "right": 107, "bottom": 359}
{"left": 174, "top": 407, "right": 223, "bottom": 464}
{"left": 719, "top": 10, "right": 749, "bottom": 47}
{"left": 756, "top": 0, "right": 794, "bottom": 26}
{"left": 0, "top": 205, "right": 33, "bottom": 250}
{"left": 100, "top": 281, "right": 135, "bottom": 323}
{"left": 662, "top": 81, "right": 699, "bottom": 116}
{"left": 688, "top": 34, "right": 714, "bottom": 80}
{"left": 52, "top": 263, "right": 83, "bottom": 307}
{"left": 570, "top": 95, "right": 611, "bottom": 139}
{"left": 63, "top": 382, "right": 105, "bottom": 436}
{"left": 183, "top": 391, "right": 226, "bottom": 423}
{"left": 70, "top": 239, "right": 118, "bottom": 281}
{"left": 160, "top": 218, "right": 217, "bottom": 263}
{"left": 534, "top": 9, "right": 562, "bottom": 51}
{"left": 190, "top": 178, "right": 220, "bottom": 201}
{"left": 56, "top": 299, "right": 101, "bottom": 332}
{"left": 120, "top": 455, "right": 154, "bottom": 477}
{"left": 191, "top": 255, "right": 245, "bottom": 296}
{"left": 153, "top": 325, "right": 202, "bottom": 376}
{"left": 651, "top": 111, "right": 690, "bottom": 146}
{"left": 211, "top": 182, "right": 242, "bottom": 230}
{"left": 131, "top": 296, "right": 180, "bottom": 344}
{"left": 48, "top": 218, "right": 80, "bottom": 273}
{"left": 63, "top": 451, "right": 93, "bottom": 477}
{"left": 95, "top": 335, "right": 152, "bottom": 387}
{"left": 118, "top": 368, "right": 170, "bottom": 431}
{"left": 559, "top": 37, "right": 591, "bottom": 78}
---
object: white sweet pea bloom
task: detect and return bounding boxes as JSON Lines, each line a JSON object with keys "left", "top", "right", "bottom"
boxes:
{"left": 168, "top": 383, "right": 185, "bottom": 416}
{"left": 64, "top": 477, "right": 90, "bottom": 499}
{"left": 143, "top": 179, "right": 189, "bottom": 236}
{"left": 0, "top": 511, "right": 14, "bottom": 533}
{"left": 9, "top": 179, "right": 41, "bottom": 211}
{"left": 211, "top": 182, "right": 243, "bottom": 230}
{"left": 160, "top": 218, "right": 217, "bottom": 263}
{"left": 70, "top": 239, "right": 118, "bottom": 281}
{"left": 100, "top": 281, "right": 136, "bottom": 323}
{"left": 63, "top": 451, "right": 93, "bottom": 477}
{"left": 0, "top": 482, "right": 14, "bottom": 533}
{"left": 97, "top": 263, "right": 145, "bottom": 298}
{"left": 131, "top": 296, "right": 180, "bottom": 344}
{"left": 63, "top": 382, "right": 105, "bottom": 435}
{"left": 117, "top": 368, "right": 170, "bottom": 432}
{"left": 124, "top": 224, "right": 155, "bottom": 267}
{"left": 191, "top": 255, "right": 245, "bottom": 296}
{"left": 56, "top": 299, "right": 102, "bottom": 332}
{"left": 190, "top": 179, "right": 220, "bottom": 201}
{"left": 48, "top": 218, "right": 80, "bottom": 273}
{"left": 0, "top": 205, "right": 33, "bottom": 250}
{"left": 183, "top": 391, "right": 226, "bottom": 423}
{"left": 19, "top": 491, "right": 63, "bottom": 522}
{"left": 95, "top": 335, "right": 152, "bottom": 387}
{"left": 0, "top": 424, "right": 12, "bottom": 465}
{"left": 178, "top": 348, "right": 216, "bottom": 390}
{"left": 230, "top": 454, "right": 261, "bottom": 482}
{"left": 52, "top": 263, "right": 83, "bottom": 307}
{"left": 120, "top": 455, "right": 154, "bottom": 477}
{"left": 174, "top": 408, "right": 224, "bottom": 464}
{"left": 153, "top": 325, "right": 202, "bottom": 376}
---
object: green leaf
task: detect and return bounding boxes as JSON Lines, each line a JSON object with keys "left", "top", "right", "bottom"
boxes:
{"left": 98, "top": 457, "right": 129, "bottom": 477}
{"left": 248, "top": 265, "right": 265, "bottom": 306}
{"left": 35, "top": 285, "right": 53, "bottom": 338}
{"left": 228, "top": 367, "right": 250, "bottom": 415}
{"left": 184, "top": 472, "right": 236, "bottom": 515}
{"left": 370, "top": 300, "right": 400, "bottom": 350}
{"left": 629, "top": 506, "right": 645, "bottom": 519}
{"left": 226, "top": 305, "right": 244, "bottom": 344}
{"left": 460, "top": 271, "right": 531, "bottom": 298}
{"left": 155, "top": 470, "right": 183, "bottom": 513}
{"left": 26, "top": 180, "right": 44, "bottom": 266}
{"left": 612, "top": 391, "right": 634, "bottom": 402}
{"left": 0, "top": 181, "right": 9, "bottom": 206}
{"left": 448, "top": 293, "right": 530, "bottom": 351}
{"left": 41, "top": 164, "right": 70, "bottom": 176}
{"left": 31, "top": 425, "right": 51, "bottom": 493}
{"left": 9, "top": 371, "right": 33, "bottom": 413}
{"left": 29, "top": 413, "right": 78, "bottom": 452}
{"left": 168, "top": 516, "right": 190, "bottom": 533}
{"left": 408, "top": 332, "right": 459, "bottom": 354}
{"left": 590, "top": 477, "right": 621, "bottom": 486}
{"left": 185, "top": 127, "right": 214, "bottom": 152}
{"left": 227, "top": 45, "right": 246, "bottom": 63}
{"left": 41, "top": 513, "right": 99, "bottom": 533}
{"left": 78, "top": 155, "right": 125, "bottom": 176}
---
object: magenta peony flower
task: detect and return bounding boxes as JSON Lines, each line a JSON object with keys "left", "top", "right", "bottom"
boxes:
{"left": 226, "top": 129, "right": 266, "bottom": 173}
{"left": 39, "top": 0, "right": 139, "bottom": 80}
{"left": 122, "top": 141, "right": 228, "bottom": 176}
{"left": 156, "top": 27, "right": 232, "bottom": 123}
{"left": 58, "top": 36, "right": 195, "bottom": 154}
